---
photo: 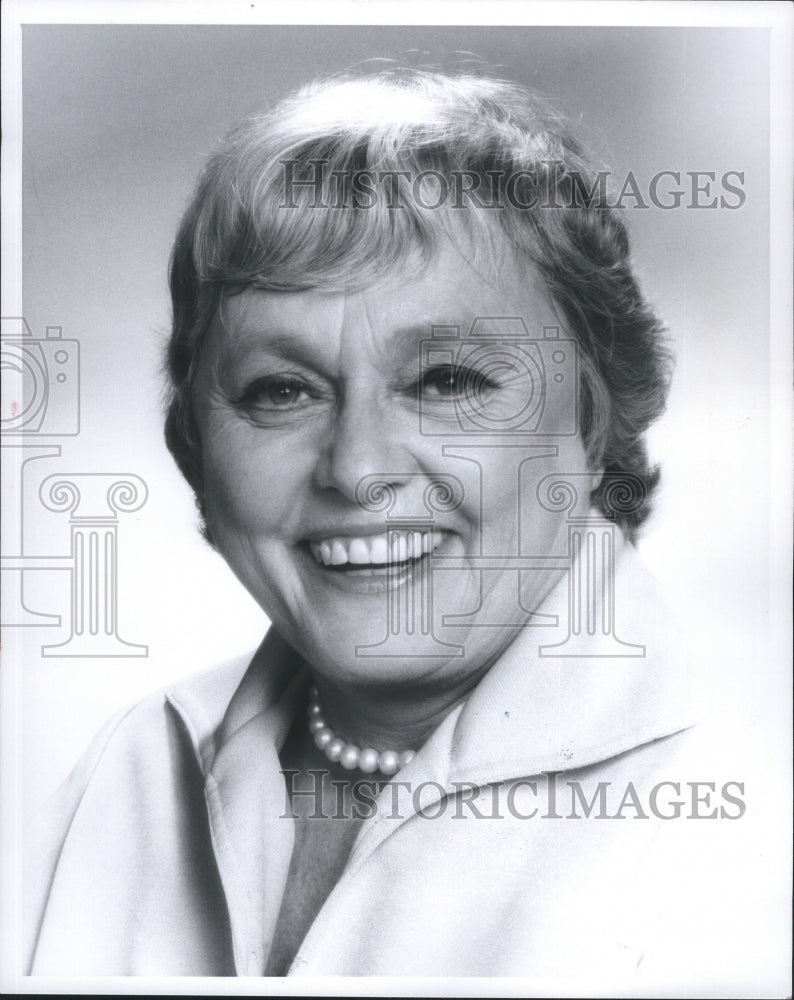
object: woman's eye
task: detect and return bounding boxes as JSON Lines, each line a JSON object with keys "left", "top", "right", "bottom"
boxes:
{"left": 419, "top": 365, "right": 493, "bottom": 400}
{"left": 261, "top": 381, "right": 306, "bottom": 406}
{"left": 237, "top": 377, "right": 314, "bottom": 413}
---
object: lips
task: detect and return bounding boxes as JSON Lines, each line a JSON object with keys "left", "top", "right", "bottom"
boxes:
{"left": 309, "top": 530, "right": 441, "bottom": 568}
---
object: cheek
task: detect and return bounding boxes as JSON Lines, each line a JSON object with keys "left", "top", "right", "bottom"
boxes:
{"left": 469, "top": 439, "right": 591, "bottom": 546}
{"left": 201, "top": 431, "right": 301, "bottom": 543}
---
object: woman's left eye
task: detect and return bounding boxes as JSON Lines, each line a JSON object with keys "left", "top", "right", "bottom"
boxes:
{"left": 417, "top": 365, "right": 496, "bottom": 401}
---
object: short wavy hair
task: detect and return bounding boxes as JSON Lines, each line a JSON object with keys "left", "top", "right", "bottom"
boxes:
{"left": 165, "top": 68, "right": 672, "bottom": 542}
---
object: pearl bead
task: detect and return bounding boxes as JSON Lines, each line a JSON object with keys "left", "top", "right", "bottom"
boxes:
{"left": 325, "top": 737, "right": 345, "bottom": 761}
{"left": 358, "top": 748, "right": 380, "bottom": 773}
{"left": 307, "top": 689, "right": 417, "bottom": 775}
{"left": 314, "top": 727, "right": 333, "bottom": 749}
{"left": 339, "top": 745, "right": 361, "bottom": 770}
{"left": 378, "top": 750, "right": 400, "bottom": 776}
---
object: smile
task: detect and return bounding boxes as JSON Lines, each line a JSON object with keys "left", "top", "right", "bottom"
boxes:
{"left": 309, "top": 530, "right": 441, "bottom": 568}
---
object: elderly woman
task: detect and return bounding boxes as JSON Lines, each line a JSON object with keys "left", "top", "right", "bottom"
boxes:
{"left": 26, "top": 68, "right": 713, "bottom": 982}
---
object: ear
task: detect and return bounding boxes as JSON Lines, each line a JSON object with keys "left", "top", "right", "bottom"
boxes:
{"left": 590, "top": 468, "right": 605, "bottom": 493}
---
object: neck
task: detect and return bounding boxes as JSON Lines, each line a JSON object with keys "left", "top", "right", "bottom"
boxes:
{"left": 310, "top": 672, "right": 484, "bottom": 753}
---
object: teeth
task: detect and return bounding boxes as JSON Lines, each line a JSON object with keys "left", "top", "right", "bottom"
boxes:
{"left": 370, "top": 535, "right": 389, "bottom": 563}
{"left": 348, "top": 538, "right": 369, "bottom": 563}
{"left": 309, "top": 531, "right": 441, "bottom": 567}
{"left": 391, "top": 533, "right": 408, "bottom": 563}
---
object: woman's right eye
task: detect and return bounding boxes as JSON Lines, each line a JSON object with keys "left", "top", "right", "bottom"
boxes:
{"left": 251, "top": 379, "right": 308, "bottom": 407}
{"left": 235, "top": 376, "right": 318, "bottom": 419}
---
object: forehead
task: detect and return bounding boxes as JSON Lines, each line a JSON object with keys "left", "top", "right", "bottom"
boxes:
{"left": 208, "top": 231, "right": 557, "bottom": 359}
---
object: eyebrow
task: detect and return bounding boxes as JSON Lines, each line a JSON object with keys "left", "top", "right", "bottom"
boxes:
{"left": 216, "top": 318, "right": 490, "bottom": 377}
{"left": 222, "top": 322, "right": 466, "bottom": 356}
{"left": 219, "top": 330, "right": 325, "bottom": 368}
{"left": 393, "top": 323, "right": 460, "bottom": 340}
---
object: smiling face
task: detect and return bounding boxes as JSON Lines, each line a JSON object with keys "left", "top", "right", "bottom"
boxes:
{"left": 194, "top": 233, "right": 593, "bottom": 697}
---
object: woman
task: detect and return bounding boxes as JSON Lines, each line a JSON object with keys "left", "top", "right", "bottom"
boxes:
{"left": 26, "top": 68, "right": 717, "bottom": 982}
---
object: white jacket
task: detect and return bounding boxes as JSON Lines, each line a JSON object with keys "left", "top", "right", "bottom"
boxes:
{"left": 24, "top": 543, "right": 771, "bottom": 991}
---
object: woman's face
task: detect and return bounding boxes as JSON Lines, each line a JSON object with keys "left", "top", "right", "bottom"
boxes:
{"left": 195, "top": 232, "right": 593, "bottom": 694}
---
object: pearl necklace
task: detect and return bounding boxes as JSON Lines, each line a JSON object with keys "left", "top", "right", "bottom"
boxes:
{"left": 307, "top": 686, "right": 416, "bottom": 776}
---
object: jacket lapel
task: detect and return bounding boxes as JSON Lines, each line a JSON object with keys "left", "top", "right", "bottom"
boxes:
{"left": 169, "top": 631, "right": 309, "bottom": 975}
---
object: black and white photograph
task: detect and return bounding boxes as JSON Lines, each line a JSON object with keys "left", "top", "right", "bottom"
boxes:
{"left": 1, "top": 1, "right": 791, "bottom": 995}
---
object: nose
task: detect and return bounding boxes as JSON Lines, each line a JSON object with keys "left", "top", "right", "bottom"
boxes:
{"left": 312, "top": 391, "right": 412, "bottom": 502}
